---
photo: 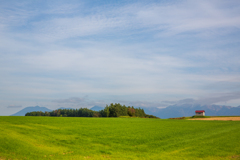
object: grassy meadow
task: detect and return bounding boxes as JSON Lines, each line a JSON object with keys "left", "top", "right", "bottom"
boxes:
{"left": 0, "top": 117, "right": 240, "bottom": 160}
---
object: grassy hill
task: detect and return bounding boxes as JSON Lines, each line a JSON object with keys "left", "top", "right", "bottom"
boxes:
{"left": 0, "top": 117, "right": 240, "bottom": 159}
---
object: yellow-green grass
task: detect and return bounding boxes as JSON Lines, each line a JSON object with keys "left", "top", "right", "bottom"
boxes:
{"left": 0, "top": 117, "right": 240, "bottom": 160}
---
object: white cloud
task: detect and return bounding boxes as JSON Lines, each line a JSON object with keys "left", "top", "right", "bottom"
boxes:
{"left": 1, "top": 0, "right": 239, "bottom": 42}
{"left": 0, "top": 0, "right": 240, "bottom": 115}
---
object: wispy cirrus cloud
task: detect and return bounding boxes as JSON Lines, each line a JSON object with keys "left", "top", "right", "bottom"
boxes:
{"left": 2, "top": 0, "right": 240, "bottom": 42}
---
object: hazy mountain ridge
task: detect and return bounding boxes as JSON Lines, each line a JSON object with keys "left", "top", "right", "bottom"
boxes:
{"left": 11, "top": 104, "right": 240, "bottom": 118}
{"left": 11, "top": 106, "right": 103, "bottom": 116}
{"left": 11, "top": 106, "right": 52, "bottom": 116}
{"left": 90, "top": 106, "right": 104, "bottom": 111}
{"left": 141, "top": 104, "right": 240, "bottom": 119}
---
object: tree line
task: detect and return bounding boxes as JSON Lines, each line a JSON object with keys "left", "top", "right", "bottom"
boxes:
{"left": 25, "top": 103, "right": 158, "bottom": 118}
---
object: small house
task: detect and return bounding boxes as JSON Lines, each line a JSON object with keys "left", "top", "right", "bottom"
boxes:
{"left": 195, "top": 110, "right": 205, "bottom": 116}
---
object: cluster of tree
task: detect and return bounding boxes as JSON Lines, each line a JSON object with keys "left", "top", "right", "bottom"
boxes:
{"left": 25, "top": 103, "right": 158, "bottom": 118}
{"left": 25, "top": 108, "right": 98, "bottom": 117}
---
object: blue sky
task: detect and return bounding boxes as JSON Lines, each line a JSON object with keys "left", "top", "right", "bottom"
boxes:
{"left": 1, "top": 0, "right": 240, "bottom": 115}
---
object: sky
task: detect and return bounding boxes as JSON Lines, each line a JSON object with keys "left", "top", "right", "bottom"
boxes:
{"left": 1, "top": 0, "right": 240, "bottom": 115}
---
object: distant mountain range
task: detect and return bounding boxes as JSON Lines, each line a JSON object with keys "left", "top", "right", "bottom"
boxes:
{"left": 90, "top": 106, "right": 104, "bottom": 111}
{"left": 11, "top": 104, "right": 240, "bottom": 118}
{"left": 11, "top": 106, "right": 103, "bottom": 116}
{"left": 141, "top": 104, "right": 240, "bottom": 119}
{"left": 11, "top": 106, "right": 52, "bottom": 116}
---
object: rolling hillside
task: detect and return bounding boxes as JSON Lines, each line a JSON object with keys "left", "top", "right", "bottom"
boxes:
{"left": 0, "top": 116, "right": 239, "bottom": 159}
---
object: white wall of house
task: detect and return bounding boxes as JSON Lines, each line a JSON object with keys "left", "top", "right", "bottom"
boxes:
{"left": 195, "top": 112, "right": 205, "bottom": 116}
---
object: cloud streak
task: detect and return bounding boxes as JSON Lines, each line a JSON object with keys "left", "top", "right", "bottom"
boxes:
{"left": 52, "top": 97, "right": 87, "bottom": 104}
{"left": 7, "top": 105, "right": 22, "bottom": 109}
{"left": 2, "top": 0, "right": 240, "bottom": 42}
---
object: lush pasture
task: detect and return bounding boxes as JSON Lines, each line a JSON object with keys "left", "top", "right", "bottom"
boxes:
{"left": 0, "top": 117, "right": 240, "bottom": 160}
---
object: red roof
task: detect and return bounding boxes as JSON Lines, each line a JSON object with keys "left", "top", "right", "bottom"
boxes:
{"left": 195, "top": 110, "right": 205, "bottom": 113}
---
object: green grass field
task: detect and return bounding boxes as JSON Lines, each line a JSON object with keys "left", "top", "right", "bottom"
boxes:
{"left": 0, "top": 117, "right": 240, "bottom": 160}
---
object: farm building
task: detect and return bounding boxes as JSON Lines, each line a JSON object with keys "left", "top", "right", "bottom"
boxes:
{"left": 195, "top": 110, "right": 205, "bottom": 116}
